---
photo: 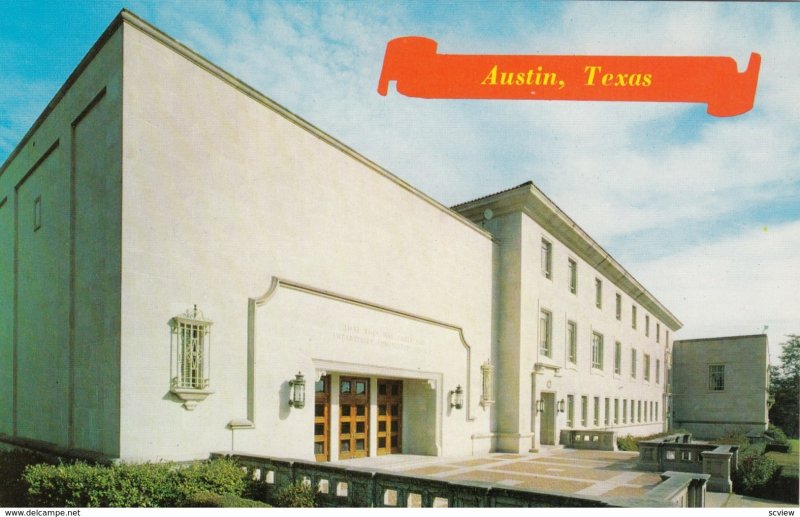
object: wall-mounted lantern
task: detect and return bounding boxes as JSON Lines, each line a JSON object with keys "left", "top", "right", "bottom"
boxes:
{"left": 450, "top": 385, "right": 464, "bottom": 409}
{"left": 557, "top": 399, "right": 566, "bottom": 413}
{"left": 536, "top": 399, "right": 545, "bottom": 413}
{"left": 289, "top": 372, "right": 306, "bottom": 409}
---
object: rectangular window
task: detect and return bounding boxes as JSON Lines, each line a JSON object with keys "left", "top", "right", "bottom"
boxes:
{"left": 614, "top": 398, "right": 619, "bottom": 424}
{"left": 666, "top": 330, "right": 670, "bottom": 346}
{"left": 645, "top": 315, "right": 650, "bottom": 337}
{"left": 709, "top": 365, "right": 725, "bottom": 391}
{"left": 595, "top": 278, "right": 602, "bottom": 309}
{"left": 614, "top": 341, "right": 621, "bottom": 375}
{"left": 567, "top": 394, "right": 575, "bottom": 428}
{"left": 591, "top": 332, "right": 604, "bottom": 370}
{"left": 656, "top": 359, "right": 661, "bottom": 384}
{"left": 656, "top": 401, "right": 659, "bottom": 421}
{"left": 568, "top": 258, "right": 577, "bottom": 294}
{"left": 604, "top": 398, "right": 610, "bottom": 426}
{"left": 638, "top": 401, "right": 642, "bottom": 422}
{"left": 631, "top": 305, "right": 637, "bottom": 329}
{"left": 593, "top": 397, "right": 600, "bottom": 427}
{"left": 581, "top": 396, "right": 588, "bottom": 427}
{"left": 656, "top": 323, "right": 661, "bottom": 343}
{"left": 567, "top": 320, "right": 577, "bottom": 364}
{"left": 623, "top": 399, "right": 627, "bottom": 423}
{"left": 615, "top": 293, "right": 621, "bottom": 320}
{"left": 631, "top": 349, "right": 637, "bottom": 378}
{"left": 539, "top": 310, "right": 552, "bottom": 358}
{"left": 644, "top": 354, "right": 651, "bottom": 382}
{"left": 541, "top": 239, "right": 552, "bottom": 279}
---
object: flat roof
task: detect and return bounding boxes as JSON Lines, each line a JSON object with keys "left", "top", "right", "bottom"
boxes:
{"left": 454, "top": 181, "right": 683, "bottom": 331}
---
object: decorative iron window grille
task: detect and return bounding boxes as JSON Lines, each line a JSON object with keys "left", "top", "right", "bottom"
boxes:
{"left": 170, "top": 305, "right": 213, "bottom": 410}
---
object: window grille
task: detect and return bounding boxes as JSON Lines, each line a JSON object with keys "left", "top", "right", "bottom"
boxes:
{"left": 614, "top": 341, "right": 621, "bottom": 375}
{"left": 593, "top": 397, "right": 600, "bottom": 426}
{"left": 656, "top": 359, "right": 661, "bottom": 384}
{"left": 632, "top": 305, "right": 637, "bottom": 329}
{"left": 631, "top": 349, "right": 637, "bottom": 378}
{"left": 615, "top": 293, "right": 621, "bottom": 320}
{"left": 644, "top": 354, "right": 651, "bottom": 381}
{"left": 709, "top": 365, "right": 725, "bottom": 391}
{"left": 171, "top": 305, "right": 212, "bottom": 395}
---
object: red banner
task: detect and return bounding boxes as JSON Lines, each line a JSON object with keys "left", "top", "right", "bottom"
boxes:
{"left": 377, "top": 37, "right": 760, "bottom": 117}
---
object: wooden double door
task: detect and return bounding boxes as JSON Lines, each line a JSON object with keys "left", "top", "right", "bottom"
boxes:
{"left": 313, "top": 376, "right": 402, "bottom": 461}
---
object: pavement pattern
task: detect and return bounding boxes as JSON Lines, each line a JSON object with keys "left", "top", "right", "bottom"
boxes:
{"left": 334, "top": 447, "right": 797, "bottom": 507}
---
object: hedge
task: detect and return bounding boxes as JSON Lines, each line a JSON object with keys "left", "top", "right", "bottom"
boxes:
{"left": 23, "top": 458, "right": 247, "bottom": 507}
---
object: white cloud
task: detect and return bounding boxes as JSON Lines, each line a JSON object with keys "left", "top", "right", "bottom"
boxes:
{"left": 635, "top": 220, "right": 800, "bottom": 362}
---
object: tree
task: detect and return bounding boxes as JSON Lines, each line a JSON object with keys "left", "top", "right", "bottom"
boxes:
{"left": 769, "top": 335, "right": 800, "bottom": 438}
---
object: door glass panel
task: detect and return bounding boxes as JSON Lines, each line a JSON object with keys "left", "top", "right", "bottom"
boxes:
{"left": 356, "top": 422, "right": 365, "bottom": 433}
{"left": 315, "top": 443, "right": 324, "bottom": 454}
{"left": 315, "top": 423, "right": 325, "bottom": 435}
{"left": 341, "top": 440, "right": 350, "bottom": 452}
{"left": 315, "top": 404, "right": 324, "bottom": 417}
{"left": 356, "top": 439, "right": 365, "bottom": 450}
{"left": 315, "top": 380, "right": 325, "bottom": 392}
{"left": 341, "top": 422, "right": 351, "bottom": 434}
{"left": 356, "top": 405, "right": 365, "bottom": 416}
{"left": 341, "top": 405, "right": 350, "bottom": 416}
{"left": 341, "top": 381, "right": 351, "bottom": 394}
{"left": 379, "top": 405, "right": 387, "bottom": 416}
{"left": 355, "top": 381, "right": 366, "bottom": 394}
{"left": 378, "top": 437, "right": 386, "bottom": 448}
{"left": 378, "top": 383, "right": 387, "bottom": 395}
{"left": 378, "top": 421, "right": 386, "bottom": 432}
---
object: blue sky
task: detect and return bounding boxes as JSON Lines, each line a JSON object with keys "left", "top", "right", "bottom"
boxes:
{"left": 1, "top": 1, "right": 798, "bottom": 361}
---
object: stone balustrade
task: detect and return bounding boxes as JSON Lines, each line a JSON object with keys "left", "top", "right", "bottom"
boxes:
{"left": 559, "top": 429, "right": 617, "bottom": 451}
{"left": 214, "top": 452, "right": 708, "bottom": 507}
{"left": 637, "top": 433, "right": 737, "bottom": 493}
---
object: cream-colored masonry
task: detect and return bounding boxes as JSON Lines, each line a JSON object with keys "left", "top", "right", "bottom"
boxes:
{"left": 117, "top": 20, "right": 493, "bottom": 461}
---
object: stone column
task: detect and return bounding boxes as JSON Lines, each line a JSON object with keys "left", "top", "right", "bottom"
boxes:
{"left": 701, "top": 449, "right": 733, "bottom": 493}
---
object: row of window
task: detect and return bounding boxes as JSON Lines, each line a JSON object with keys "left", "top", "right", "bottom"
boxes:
{"left": 565, "top": 395, "right": 660, "bottom": 429}
{"left": 541, "top": 238, "right": 669, "bottom": 345}
{"left": 540, "top": 310, "right": 661, "bottom": 382}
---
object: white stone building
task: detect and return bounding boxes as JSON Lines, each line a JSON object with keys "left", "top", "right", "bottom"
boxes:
{"left": 1, "top": 10, "right": 688, "bottom": 464}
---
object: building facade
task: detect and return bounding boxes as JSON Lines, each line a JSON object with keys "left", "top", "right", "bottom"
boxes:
{"left": 672, "top": 335, "right": 770, "bottom": 439}
{"left": 0, "top": 10, "right": 722, "bottom": 464}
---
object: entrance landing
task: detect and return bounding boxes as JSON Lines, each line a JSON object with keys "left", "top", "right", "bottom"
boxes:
{"left": 333, "top": 448, "right": 796, "bottom": 507}
{"left": 335, "top": 448, "right": 661, "bottom": 499}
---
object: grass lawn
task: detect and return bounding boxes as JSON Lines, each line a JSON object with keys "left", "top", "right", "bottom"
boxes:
{"left": 766, "top": 440, "right": 800, "bottom": 478}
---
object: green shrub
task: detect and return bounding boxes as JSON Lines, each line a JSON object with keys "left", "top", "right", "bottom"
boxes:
{"left": 183, "top": 491, "right": 270, "bottom": 507}
{"left": 733, "top": 452, "right": 779, "bottom": 496}
{"left": 616, "top": 430, "right": 691, "bottom": 452}
{"left": 23, "top": 458, "right": 247, "bottom": 507}
{"left": 176, "top": 458, "right": 247, "bottom": 499}
{"left": 272, "top": 481, "right": 316, "bottom": 508}
{"left": 0, "top": 449, "right": 58, "bottom": 506}
{"left": 766, "top": 425, "right": 790, "bottom": 445}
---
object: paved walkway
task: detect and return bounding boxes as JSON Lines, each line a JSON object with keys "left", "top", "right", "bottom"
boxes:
{"left": 334, "top": 447, "right": 798, "bottom": 507}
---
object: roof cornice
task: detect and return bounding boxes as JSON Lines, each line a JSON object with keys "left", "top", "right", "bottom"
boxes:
{"left": 454, "top": 182, "right": 683, "bottom": 331}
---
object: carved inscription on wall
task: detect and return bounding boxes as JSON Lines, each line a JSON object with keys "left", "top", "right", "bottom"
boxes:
{"left": 333, "top": 324, "right": 426, "bottom": 350}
